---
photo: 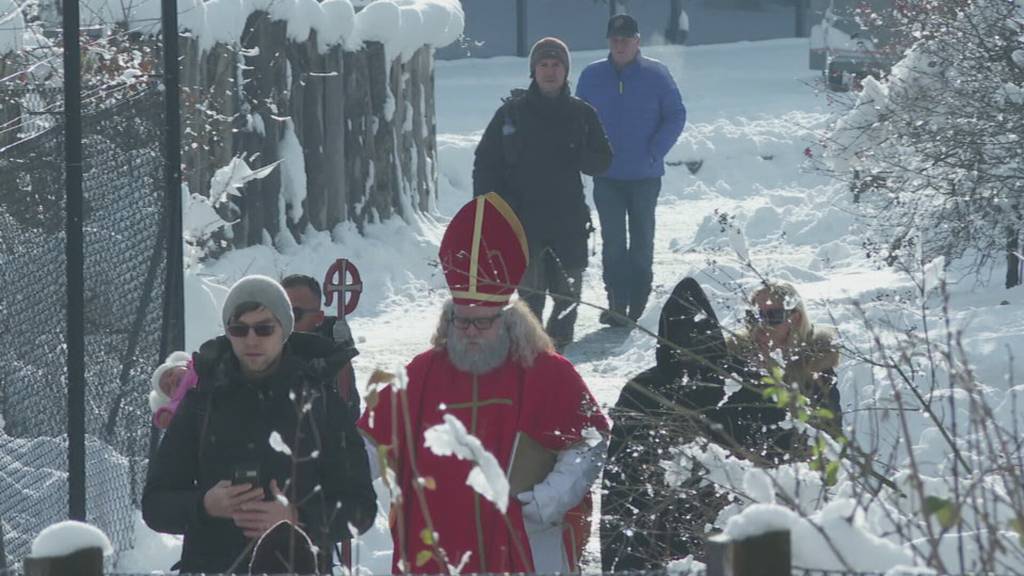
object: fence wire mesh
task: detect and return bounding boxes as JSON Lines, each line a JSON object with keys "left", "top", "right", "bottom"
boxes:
{"left": 0, "top": 83, "right": 169, "bottom": 566}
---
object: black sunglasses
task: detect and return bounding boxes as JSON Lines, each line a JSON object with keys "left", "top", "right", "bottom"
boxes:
{"left": 451, "top": 313, "right": 501, "bottom": 331}
{"left": 226, "top": 323, "right": 277, "bottom": 338}
{"left": 745, "top": 308, "right": 791, "bottom": 327}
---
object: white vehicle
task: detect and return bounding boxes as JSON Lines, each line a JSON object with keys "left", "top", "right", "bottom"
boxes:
{"left": 809, "top": 0, "right": 901, "bottom": 91}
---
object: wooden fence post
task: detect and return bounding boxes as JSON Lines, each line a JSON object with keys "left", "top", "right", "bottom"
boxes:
{"left": 0, "top": 518, "right": 6, "bottom": 570}
{"left": 706, "top": 529, "right": 791, "bottom": 576}
{"left": 22, "top": 547, "right": 103, "bottom": 576}
{"left": 1008, "top": 227, "right": 1021, "bottom": 289}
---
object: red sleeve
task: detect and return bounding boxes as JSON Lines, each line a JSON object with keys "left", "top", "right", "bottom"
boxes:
{"left": 520, "top": 353, "right": 609, "bottom": 452}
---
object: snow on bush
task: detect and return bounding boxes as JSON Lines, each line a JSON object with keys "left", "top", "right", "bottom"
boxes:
{"left": 824, "top": 0, "right": 1024, "bottom": 273}
{"left": 423, "top": 414, "right": 509, "bottom": 513}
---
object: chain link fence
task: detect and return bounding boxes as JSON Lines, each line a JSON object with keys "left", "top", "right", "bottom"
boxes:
{"left": 0, "top": 83, "right": 170, "bottom": 566}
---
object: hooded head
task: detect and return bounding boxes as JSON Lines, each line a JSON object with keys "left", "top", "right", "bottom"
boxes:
{"left": 655, "top": 278, "right": 727, "bottom": 383}
{"left": 148, "top": 351, "right": 191, "bottom": 413}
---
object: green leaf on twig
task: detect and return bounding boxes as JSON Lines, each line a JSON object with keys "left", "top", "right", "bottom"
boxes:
{"left": 420, "top": 528, "right": 435, "bottom": 546}
{"left": 761, "top": 385, "right": 790, "bottom": 407}
{"left": 1011, "top": 518, "right": 1024, "bottom": 547}
{"left": 415, "top": 550, "right": 434, "bottom": 567}
{"left": 825, "top": 460, "right": 840, "bottom": 486}
{"left": 815, "top": 408, "right": 835, "bottom": 422}
{"left": 923, "top": 496, "right": 959, "bottom": 529}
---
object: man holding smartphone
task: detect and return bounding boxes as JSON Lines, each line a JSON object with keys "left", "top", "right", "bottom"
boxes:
{"left": 142, "top": 275, "right": 377, "bottom": 574}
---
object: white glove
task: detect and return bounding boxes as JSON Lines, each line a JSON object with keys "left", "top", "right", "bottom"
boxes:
{"left": 525, "top": 437, "right": 608, "bottom": 527}
{"left": 516, "top": 490, "right": 545, "bottom": 525}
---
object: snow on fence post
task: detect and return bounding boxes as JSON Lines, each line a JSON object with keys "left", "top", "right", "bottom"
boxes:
{"left": 706, "top": 529, "right": 791, "bottom": 576}
{"left": 22, "top": 521, "right": 111, "bottom": 576}
{"left": 22, "top": 548, "right": 102, "bottom": 576}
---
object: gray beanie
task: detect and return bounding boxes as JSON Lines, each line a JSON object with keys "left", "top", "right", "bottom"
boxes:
{"left": 222, "top": 275, "right": 294, "bottom": 339}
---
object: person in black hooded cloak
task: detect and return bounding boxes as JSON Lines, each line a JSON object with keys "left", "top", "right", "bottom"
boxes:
{"left": 599, "top": 277, "right": 732, "bottom": 571}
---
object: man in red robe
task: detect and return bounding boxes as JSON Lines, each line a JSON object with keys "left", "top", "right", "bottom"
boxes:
{"left": 358, "top": 193, "right": 609, "bottom": 574}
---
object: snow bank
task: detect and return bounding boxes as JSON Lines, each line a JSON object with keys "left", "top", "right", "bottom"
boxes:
{"left": 114, "top": 513, "right": 182, "bottom": 572}
{"left": 31, "top": 521, "right": 113, "bottom": 558}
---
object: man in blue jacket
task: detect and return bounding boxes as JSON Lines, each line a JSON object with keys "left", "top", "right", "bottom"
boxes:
{"left": 577, "top": 14, "right": 686, "bottom": 326}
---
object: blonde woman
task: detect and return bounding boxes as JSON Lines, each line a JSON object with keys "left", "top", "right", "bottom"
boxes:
{"left": 726, "top": 282, "right": 842, "bottom": 442}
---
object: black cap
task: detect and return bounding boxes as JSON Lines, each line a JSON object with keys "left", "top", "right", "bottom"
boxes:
{"left": 606, "top": 14, "right": 639, "bottom": 38}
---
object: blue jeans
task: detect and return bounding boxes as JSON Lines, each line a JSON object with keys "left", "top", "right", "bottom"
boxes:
{"left": 593, "top": 176, "right": 661, "bottom": 318}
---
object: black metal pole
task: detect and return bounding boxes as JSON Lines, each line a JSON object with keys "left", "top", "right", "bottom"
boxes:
{"left": 62, "top": 0, "right": 85, "bottom": 522}
{"left": 154, "top": 0, "right": 185, "bottom": 460}
{"left": 161, "top": 0, "right": 184, "bottom": 353}
{"left": 795, "top": 0, "right": 808, "bottom": 37}
{"left": 515, "top": 0, "right": 527, "bottom": 58}
{"left": 160, "top": 0, "right": 183, "bottom": 352}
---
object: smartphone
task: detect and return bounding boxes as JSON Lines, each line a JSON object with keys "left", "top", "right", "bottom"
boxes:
{"left": 232, "top": 466, "right": 259, "bottom": 487}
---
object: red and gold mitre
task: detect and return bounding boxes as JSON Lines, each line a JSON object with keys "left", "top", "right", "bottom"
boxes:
{"left": 439, "top": 192, "right": 529, "bottom": 307}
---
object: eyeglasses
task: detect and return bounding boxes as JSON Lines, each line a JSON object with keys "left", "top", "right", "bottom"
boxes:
{"left": 292, "top": 306, "right": 319, "bottom": 321}
{"left": 226, "top": 323, "right": 277, "bottom": 338}
{"left": 745, "top": 308, "right": 791, "bottom": 327}
{"left": 451, "top": 313, "right": 502, "bottom": 331}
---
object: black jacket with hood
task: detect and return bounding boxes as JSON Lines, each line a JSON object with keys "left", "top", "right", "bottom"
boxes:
{"left": 600, "top": 278, "right": 730, "bottom": 571}
{"left": 142, "top": 332, "right": 377, "bottom": 573}
{"left": 473, "top": 81, "right": 612, "bottom": 270}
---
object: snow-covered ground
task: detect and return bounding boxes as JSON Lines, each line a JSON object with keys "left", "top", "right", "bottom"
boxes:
{"left": 119, "top": 37, "right": 1024, "bottom": 574}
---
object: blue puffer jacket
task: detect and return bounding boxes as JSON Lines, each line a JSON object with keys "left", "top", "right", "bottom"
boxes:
{"left": 577, "top": 52, "right": 686, "bottom": 181}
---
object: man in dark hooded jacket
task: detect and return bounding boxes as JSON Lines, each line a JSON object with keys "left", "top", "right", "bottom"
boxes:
{"left": 473, "top": 36, "right": 612, "bottom": 351}
{"left": 142, "top": 275, "right": 377, "bottom": 573}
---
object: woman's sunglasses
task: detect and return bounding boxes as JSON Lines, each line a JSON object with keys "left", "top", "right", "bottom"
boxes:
{"left": 745, "top": 308, "right": 791, "bottom": 327}
{"left": 226, "top": 323, "right": 277, "bottom": 338}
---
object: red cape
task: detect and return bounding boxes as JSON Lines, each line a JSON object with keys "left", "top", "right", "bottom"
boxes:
{"left": 358, "top": 349, "right": 608, "bottom": 574}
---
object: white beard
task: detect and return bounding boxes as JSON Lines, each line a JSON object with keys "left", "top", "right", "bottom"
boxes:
{"left": 446, "top": 325, "right": 511, "bottom": 375}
